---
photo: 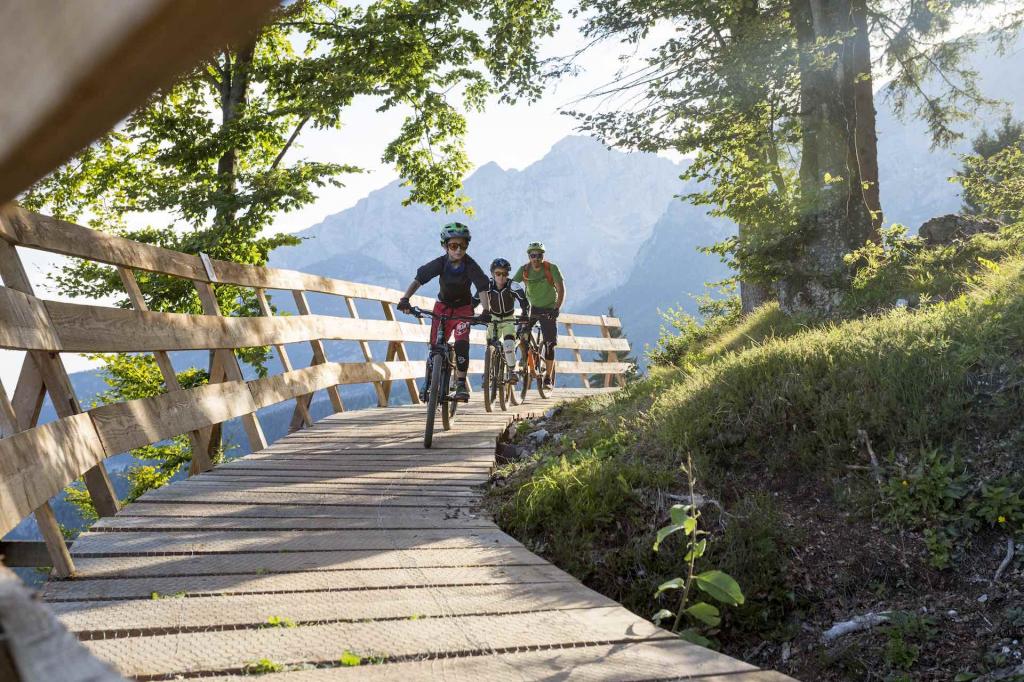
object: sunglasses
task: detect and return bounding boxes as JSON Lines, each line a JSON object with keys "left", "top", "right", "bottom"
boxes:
{"left": 447, "top": 242, "right": 468, "bottom": 252}
{"left": 493, "top": 270, "right": 509, "bottom": 277}
{"left": 528, "top": 252, "right": 543, "bottom": 259}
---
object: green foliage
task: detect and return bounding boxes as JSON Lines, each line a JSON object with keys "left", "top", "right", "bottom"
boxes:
{"left": 883, "top": 449, "right": 1023, "bottom": 567}
{"left": 957, "top": 145, "right": 1024, "bottom": 224}
{"left": 245, "top": 658, "right": 284, "bottom": 674}
{"left": 264, "top": 616, "right": 297, "bottom": 629}
{"left": 651, "top": 456, "right": 745, "bottom": 646}
{"left": 881, "top": 612, "right": 937, "bottom": 672}
{"left": 958, "top": 115, "right": 1024, "bottom": 217}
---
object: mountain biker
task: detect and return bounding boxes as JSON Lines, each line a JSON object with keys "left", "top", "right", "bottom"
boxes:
{"left": 513, "top": 241, "right": 564, "bottom": 389}
{"left": 475, "top": 258, "right": 530, "bottom": 384}
{"left": 397, "top": 223, "right": 490, "bottom": 402}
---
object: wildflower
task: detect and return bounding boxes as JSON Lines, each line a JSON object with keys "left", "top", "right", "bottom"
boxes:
{"left": 998, "top": 515, "right": 1006, "bottom": 524}
{"left": 901, "top": 480, "right": 908, "bottom": 487}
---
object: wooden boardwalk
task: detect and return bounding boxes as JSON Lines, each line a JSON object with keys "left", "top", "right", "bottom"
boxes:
{"left": 40, "top": 389, "right": 787, "bottom": 680}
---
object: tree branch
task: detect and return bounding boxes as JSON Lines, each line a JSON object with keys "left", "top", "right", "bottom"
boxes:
{"left": 270, "top": 115, "right": 311, "bottom": 172}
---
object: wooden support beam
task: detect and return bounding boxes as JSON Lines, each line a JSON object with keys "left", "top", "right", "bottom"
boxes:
{"left": 345, "top": 296, "right": 387, "bottom": 407}
{"left": 0, "top": 0, "right": 278, "bottom": 204}
{"left": 118, "top": 267, "right": 211, "bottom": 474}
{"left": 0, "top": 240, "right": 118, "bottom": 518}
{"left": 255, "top": 288, "right": 313, "bottom": 431}
{"left": 193, "top": 281, "right": 267, "bottom": 453}
{"left": 0, "top": 378, "right": 75, "bottom": 578}
{"left": 292, "top": 290, "right": 344, "bottom": 413}
{"left": 381, "top": 301, "right": 421, "bottom": 405}
{"left": 563, "top": 323, "right": 590, "bottom": 389}
{"left": 600, "top": 316, "right": 628, "bottom": 388}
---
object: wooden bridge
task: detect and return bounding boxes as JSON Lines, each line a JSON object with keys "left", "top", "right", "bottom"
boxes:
{"left": 0, "top": 209, "right": 792, "bottom": 680}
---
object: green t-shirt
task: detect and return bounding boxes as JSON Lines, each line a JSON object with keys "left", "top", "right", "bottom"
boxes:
{"left": 512, "top": 261, "right": 563, "bottom": 309}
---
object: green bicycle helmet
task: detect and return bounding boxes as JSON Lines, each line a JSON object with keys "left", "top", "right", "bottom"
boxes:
{"left": 526, "top": 241, "right": 545, "bottom": 253}
{"left": 440, "top": 222, "right": 472, "bottom": 245}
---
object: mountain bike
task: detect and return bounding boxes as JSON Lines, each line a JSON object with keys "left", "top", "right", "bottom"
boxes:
{"left": 408, "top": 306, "right": 486, "bottom": 448}
{"left": 482, "top": 321, "right": 519, "bottom": 413}
{"left": 518, "top": 312, "right": 555, "bottom": 402}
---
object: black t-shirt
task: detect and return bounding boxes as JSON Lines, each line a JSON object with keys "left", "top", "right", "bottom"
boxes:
{"left": 414, "top": 255, "right": 489, "bottom": 307}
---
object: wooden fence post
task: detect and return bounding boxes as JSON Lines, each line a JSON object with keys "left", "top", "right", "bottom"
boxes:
{"left": 118, "top": 267, "right": 212, "bottom": 473}
{"left": 193, "top": 279, "right": 268, "bottom": 453}
{"left": 255, "top": 288, "right": 313, "bottom": 431}
{"left": 600, "top": 315, "right": 627, "bottom": 388}
{"left": 0, "top": 377, "right": 75, "bottom": 577}
{"left": 0, "top": 240, "right": 119, "bottom": 518}
{"left": 381, "top": 300, "right": 420, "bottom": 404}
{"left": 289, "top": 290, "right": 345, "bottom": 429}
{"left": 344, "top": 296, "right": 388, "bottom": 407}
{"left": 563, "top": 322, "right": 590, "bottom": 388}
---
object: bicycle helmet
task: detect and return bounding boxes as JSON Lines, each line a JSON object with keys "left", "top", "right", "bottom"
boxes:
{"left": 490, "top": 257, "right": 511, "bottom": 273}
{"left": 526, "top": 241, "right": 545, "bottom": 253}
{"left": 440, "top": 222, "right": 472, "bottom": 245}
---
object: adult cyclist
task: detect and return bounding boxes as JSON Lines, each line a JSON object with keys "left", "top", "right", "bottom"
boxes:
{"left": 475, "top": 258, "right": 530, "bottom": 384}
{"left": 397, "top": 223, "right": 490, "bottom": 402}
{"left": 513, "top": 241, "right": 564, "bottom": 389}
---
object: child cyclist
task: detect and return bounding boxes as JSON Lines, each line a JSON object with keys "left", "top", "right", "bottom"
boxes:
{"left": 475, "top": 258, "right": 530, "bottom": 383}
{"left": 397, "top": 223, "right": 490, "bottom": 402}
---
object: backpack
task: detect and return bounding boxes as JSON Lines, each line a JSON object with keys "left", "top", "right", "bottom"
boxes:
{"left": 522, "top": 260, "right": 555, "bottom": 286}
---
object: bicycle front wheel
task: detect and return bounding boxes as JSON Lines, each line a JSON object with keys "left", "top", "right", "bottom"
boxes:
{"left": 494, "top": 354, "right": 507, "bottom": 412}
{"left": 424, "top": 356, "right": 444, "bottom": 448}
{"left": 482, "top": 345, "right": 495, "bottom": 413}
{"left": 441, "top": 359, "right": 454, "bottom": 430}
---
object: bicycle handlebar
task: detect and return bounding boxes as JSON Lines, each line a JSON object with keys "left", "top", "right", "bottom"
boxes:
{"left": 407, "top": 306, "right": 489, "bottom": 324}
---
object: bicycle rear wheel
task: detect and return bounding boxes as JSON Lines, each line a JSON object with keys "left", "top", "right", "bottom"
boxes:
{"left": 520, "top": 351, "right": 533, "bottom": 402}
{"left": 424, "top": 356, "right": 443, "bottom": 448}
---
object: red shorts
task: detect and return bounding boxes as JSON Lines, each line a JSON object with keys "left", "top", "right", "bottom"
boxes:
{"left": 429, "top": 301, "right": 474, "bottom": 345}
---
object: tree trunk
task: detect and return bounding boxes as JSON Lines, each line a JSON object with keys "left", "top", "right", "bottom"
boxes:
{"left": 740, "top": 278, "right": 773, "bottom": 313}
{"left": 781, "top": 0, "right": 881, "bottom": 313}
{"left": 214, "top": 41, "right": 257, "bottom": 232}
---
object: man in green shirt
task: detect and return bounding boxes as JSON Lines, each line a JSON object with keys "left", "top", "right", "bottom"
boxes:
{"left": 513, "top": 241, "right": 565, "bottom": 388}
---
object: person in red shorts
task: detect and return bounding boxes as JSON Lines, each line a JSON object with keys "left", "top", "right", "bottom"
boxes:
{"left": 397, "top": 222, "right": 490, "bottom": 402}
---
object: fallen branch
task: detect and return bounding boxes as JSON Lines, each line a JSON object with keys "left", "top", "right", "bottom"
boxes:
{"left": 856, "top": 429, "right": 884, "bottom": 491}
{"left": 821, "top": 612, "right": 891, "bottom": 643}
{"left": 992, "top": 537, "right": 1016, "bottom": 584}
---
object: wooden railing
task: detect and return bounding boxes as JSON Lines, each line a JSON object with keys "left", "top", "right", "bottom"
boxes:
{"left": 0, "top": 206, "right": 631, "bottom": 577}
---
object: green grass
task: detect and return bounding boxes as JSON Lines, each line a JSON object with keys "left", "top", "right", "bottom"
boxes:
{"left": 489, "top": 232, "right": 1024, "bottom": 657}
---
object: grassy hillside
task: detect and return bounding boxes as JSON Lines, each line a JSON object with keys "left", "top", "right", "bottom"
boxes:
{"left": 487, "top": 226, "right": 1024, "bottom": 680}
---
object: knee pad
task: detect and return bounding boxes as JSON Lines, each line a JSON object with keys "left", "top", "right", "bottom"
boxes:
{"left": 454, "top": 340, "right": 470, "bottom": 370}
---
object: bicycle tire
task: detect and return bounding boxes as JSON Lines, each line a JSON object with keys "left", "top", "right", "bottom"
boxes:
{"left": 441, "top": 370, "right": 452, "bottom": 431}
{"left": 535, "top": 357, "right": 548, "bottom": 398}
{"left": 532, "top": 328, "right": 547, "bottom": 398}
{"left": 494, "top": 352, "right": 507, "bottom": 412}
{"left": 424, "top": 356, "right": 444, "bottom": 448}
{"left": 520, "top": 351, "right": 533, "bottom": 402}
{"left": 482, "top": 344, "right": 494, "bottom": 413}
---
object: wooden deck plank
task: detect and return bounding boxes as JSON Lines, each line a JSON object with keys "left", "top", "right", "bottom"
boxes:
{"left": 68, "top": 528, "right": 521, "bottom": 555}
{"left": 53, "top": 581, "right": 612, "bottom": 633}
{"left": 57, "top": 546, "right": 549, "bottom": 578}
{"left": 83, "top": 607, "right": 672, "bottom": 678}
{"left": 43, "top": 564, "right": 574, "bottom": 601}
{"left": 89, "top": 515, "right": 494, "bottom": 532}
{"left": 201, "top": 640, "right": 758, "bottom": 682}
{"left": 111, "top": 502, "right": 479, "bottom": 519}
